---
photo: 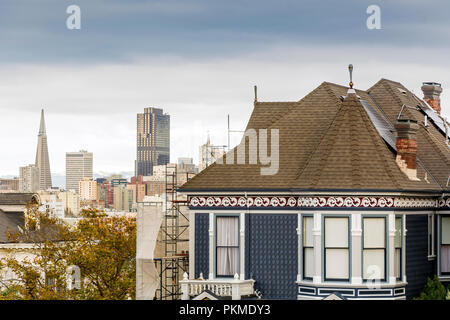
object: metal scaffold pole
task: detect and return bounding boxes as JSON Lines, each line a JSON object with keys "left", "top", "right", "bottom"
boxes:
{"left": 154, "top": 163, "right": 194, "bottom": 300}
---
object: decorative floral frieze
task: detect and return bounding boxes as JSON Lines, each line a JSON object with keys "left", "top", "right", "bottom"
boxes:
{"left": 188, "top": 196, "right": 448, "bottom": 209}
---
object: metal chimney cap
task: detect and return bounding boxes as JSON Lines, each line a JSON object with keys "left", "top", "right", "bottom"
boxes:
{"left": 422, "top": 82, "right": 441, "bottom": 87}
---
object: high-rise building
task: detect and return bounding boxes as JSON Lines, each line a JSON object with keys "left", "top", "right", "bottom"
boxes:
{"left": 19, "top": 164, "right": 40, "bottom": 192}
{"left": 35, "top": 109, "right": 52, "bottom": 190}
{"left": 66, "top": 150, "right": 93, "bottom": 192}
{"left": 78, "top": 177, "right": 98, "bottom": 201}
{"left": 136, "top": 107, "right": 170, "bottom": 176}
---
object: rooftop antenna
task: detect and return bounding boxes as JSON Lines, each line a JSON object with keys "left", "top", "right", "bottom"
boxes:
{"left": 227, "top": 114, "right": 245, "bottom": 151}
{"left": 348, "top": 64, "right": 354, "bottom": 89}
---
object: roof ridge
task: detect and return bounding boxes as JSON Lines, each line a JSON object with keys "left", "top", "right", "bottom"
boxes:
{"left": 254, "top": 101, "right": 297, "bottom": 105}
{"left": 264, "top": 82, "right": 335, "bottom": 131}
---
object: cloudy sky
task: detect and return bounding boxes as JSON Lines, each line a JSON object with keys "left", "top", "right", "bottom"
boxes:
{"left": 1, "top": 0, "right": 449, "bottom": 186}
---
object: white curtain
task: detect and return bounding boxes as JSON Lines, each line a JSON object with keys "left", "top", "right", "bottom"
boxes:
{"left": 324, "top": 217, "right": 349, "bottom": 279}
{"left": 363, "top": 250, "right": 385, "bottom": 279}
{"left": 442, "top": 246, "right": 450, "bottom": 273}
{"left": 394, "top": 217, "right": 402, "bottom": 279}
{"left": 395, "top": 248, "right": 401, "bottom": 278}
{"left": 303, "top": 217, "right": 314, "bottom": 278}
{"left": 363, "top": 218, "right": 386, "bottom": 280}
{"left": 217, "top": 217, "right": 239, "bottom": 276}
{"left": 442, "top": 217, "right": 450, "bottom": 273}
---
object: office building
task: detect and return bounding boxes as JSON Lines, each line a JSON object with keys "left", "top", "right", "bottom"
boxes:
{"left": 136, "top": 107, "right": 170, "bottom": 176}
{"left": 66, "top": 150, "right": 93, "bottom": 193}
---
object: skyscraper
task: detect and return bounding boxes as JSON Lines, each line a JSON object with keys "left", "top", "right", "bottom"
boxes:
{"left": 35, "top": 109, "right": 52, "bottom": 190}
{"left": 66, "top": 150, "right": 93, "bottom": 192}
{"left": 136, "top": 107, "right": 170, "bottom": 176}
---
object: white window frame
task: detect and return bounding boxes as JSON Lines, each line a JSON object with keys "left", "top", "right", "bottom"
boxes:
{"left": 323, "top": 216, "right": 350, "bottom": 282}
{"left": 302, "top": 215, "right": 314, "bottom": 280}
{"left": 362, "top": 216, "right": 387, "bottom": 282}
{"left": 394, "top": 216, "right": 402, "bottom": 280}
{"left": 428, "top": 213, "right": 436, "bottom": 260}
{"left": 440, "top": 215, "right": 450, "bottom": 276}
{"left": 215, "top": 215, "right": 240, "bottom": 278}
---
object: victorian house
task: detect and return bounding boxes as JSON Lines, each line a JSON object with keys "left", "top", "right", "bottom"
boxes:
{"left": 179, "top": 76, "right": 450, "bottom": 300}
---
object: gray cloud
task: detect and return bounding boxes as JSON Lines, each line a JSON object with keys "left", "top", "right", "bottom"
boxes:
{"left": 0, "top": 0, "right": 449, "bottom": 64}
{"left": 1, "top": 1, "right": 449, "bottom": 179}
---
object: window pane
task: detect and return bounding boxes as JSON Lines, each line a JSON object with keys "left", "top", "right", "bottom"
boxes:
{"left": 441, "top": 245, "right": 450, "bottom": 273}
{"left": 442, "top": 217, "right": 450, "bottom": 245}
{"left": 395, "top": 217, "right": 402, "bottom": 248}
{"left": 217, "top": 247, "right": 239, "bottom": 276}
{"left": 364, "top": 218, "right": 385, "bottom": 248}
{"left": 363, "top": 249, "right": 385, "bottom": 280}
{"left": 325, "top": 217, "right": 348, "bottom": 248}
{"left": 325, "top": 249, "right": 349, "bottom": 279}
{"left": 304, "top": 247, "right": 314, "bottom": 278}
{"left": 217, "top": 217, "right": 239, "bottom": 246}
{"left": 303, "top": 217, "right": 313, "bottom": 247}
{"left": 395, "top": 248, "right": 401, "bottom": 279}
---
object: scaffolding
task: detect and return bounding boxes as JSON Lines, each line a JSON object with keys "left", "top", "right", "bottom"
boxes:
{"left": 154, "top": 163, "right": 195, "bottom": 300}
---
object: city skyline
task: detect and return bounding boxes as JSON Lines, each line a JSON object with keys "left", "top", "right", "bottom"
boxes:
{"left": 1, "top": 1, "right": 450, "bottom": 178}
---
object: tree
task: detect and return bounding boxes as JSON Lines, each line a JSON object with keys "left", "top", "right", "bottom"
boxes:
{"left": 415, "top": 275, "right": 448, "bottom": 300}
{"left": 0, "top": 205, "right": 136, "bottom": 300}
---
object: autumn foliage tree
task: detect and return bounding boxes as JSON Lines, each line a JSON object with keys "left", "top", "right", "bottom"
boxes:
{"left": 0, "top": 205, "right": 136, "bottom": 300}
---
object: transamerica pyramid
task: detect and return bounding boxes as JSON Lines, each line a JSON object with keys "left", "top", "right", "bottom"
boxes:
{"left": 35, "top": 109, "right": 52, "bottom": 190}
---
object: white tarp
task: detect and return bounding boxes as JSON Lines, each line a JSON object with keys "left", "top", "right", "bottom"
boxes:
{"left": 136, "top": 201, "right": 164, "bottom": 300}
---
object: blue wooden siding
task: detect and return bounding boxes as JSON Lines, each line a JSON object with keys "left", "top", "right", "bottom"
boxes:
{"left": 245, "top": 214, "right": 298, "bottom": 299}
{"left": 405, "top": 214, "right": 435, "bottom": 299}
{"left": 194, "top": 213, "right": 209, "bottom": 278}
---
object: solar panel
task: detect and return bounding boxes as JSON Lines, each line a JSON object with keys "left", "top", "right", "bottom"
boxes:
{"left": 414, "top": 95, "right": 448, "bottom": 135}
{"left": 360, "top": 99, "right": 397, "bottom": 150}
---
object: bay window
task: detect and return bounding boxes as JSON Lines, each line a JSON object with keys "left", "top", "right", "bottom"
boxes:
{"left": 216, "top": 216, "right": 239, "bottom": 277}
{"left": 324, "top": 217, "right": 349, "bottom": 281}
{"left": 441, "top": 216, "right": 450, "bottom": 274}
{"left": 303, "top": 216, "right": 314, "bottom": 280}
{"left": 363, "top": 217, "right": 386, "bottom": 281}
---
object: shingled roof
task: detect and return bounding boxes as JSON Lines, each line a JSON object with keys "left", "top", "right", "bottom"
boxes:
{"left": 0, "top": 193, "right": 40, "bottom": 206}
{"left": 181, "top": 79, "right": 449, "bottom": 193}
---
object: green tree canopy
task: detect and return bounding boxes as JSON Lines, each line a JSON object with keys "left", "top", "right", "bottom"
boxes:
{"left": 0, "top": 205, "right": 136, "bottom": 300}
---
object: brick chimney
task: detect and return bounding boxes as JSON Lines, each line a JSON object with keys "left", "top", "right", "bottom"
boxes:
{"left": 421, "top": 82, "right": 442, "bottom": 114}
{"left": 395, "top": 119, "right": 420, "bottom": 181}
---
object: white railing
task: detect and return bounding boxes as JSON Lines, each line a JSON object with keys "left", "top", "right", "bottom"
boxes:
{"left": 180, "top": 273, "right": 255, "bottom": 300}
